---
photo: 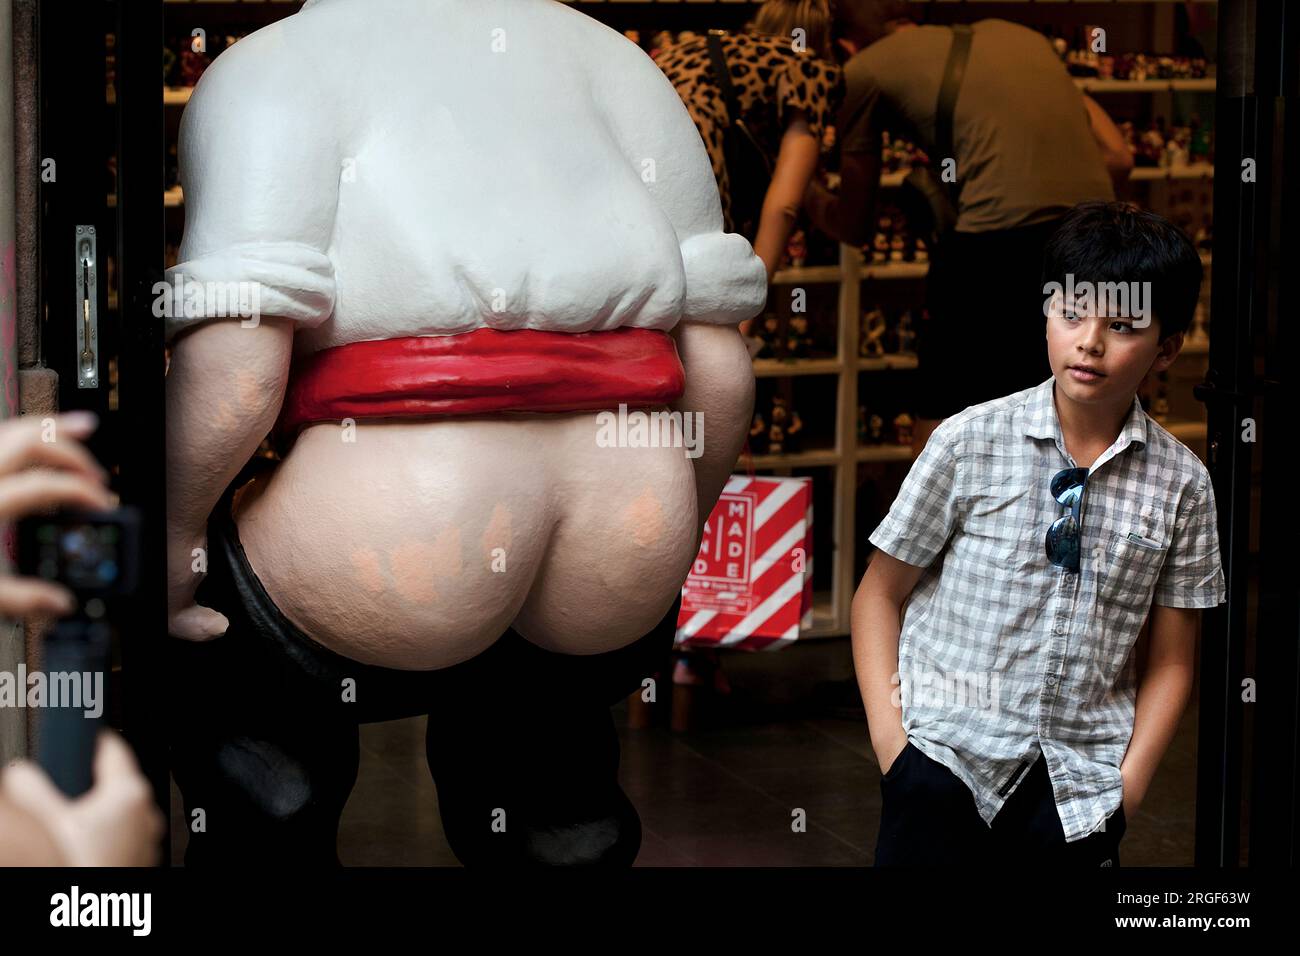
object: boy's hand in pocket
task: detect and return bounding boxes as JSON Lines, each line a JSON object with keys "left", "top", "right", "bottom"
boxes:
{"left": 876, "top": 727, "right": 910, "bottom": 776}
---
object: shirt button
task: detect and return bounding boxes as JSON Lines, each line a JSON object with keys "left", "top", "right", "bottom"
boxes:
{"left": 1054, "top": 624, "right": 1065, "bottom": 635}
{"left": 1046, "top": 675, "right": 1058, "bottom": 686}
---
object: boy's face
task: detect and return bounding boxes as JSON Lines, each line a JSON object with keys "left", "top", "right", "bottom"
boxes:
{"left": 1044, "top": 294, "right": 1183, "bottom": 408}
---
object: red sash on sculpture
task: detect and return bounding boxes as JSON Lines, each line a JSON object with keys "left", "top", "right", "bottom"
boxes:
{"left": 274, "top": 327, "right": 686, "bottom": 445}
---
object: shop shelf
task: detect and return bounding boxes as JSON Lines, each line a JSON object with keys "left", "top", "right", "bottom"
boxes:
{"left": 1130, "top": 164, "right": 1214, "bottom": 181}
{"left": 861, "top": 261, "right": 928, "bottom": 280}
{"left": 752, "top": 357, "right": 843, "bottom": 378}
{"left": 884, "top": 163, "right": 1215, "bottom": 188}
{"left": 857, "top": 353, "right": 918, "bottom": 372}
{"left": 797, "top": 592, "right": 839, "bottom": 641}
{"left": 108, "top": 186, "right": 183, "bottom": 208}
{"left": 855, "top": 444, "right": 913, "bottom": 464}
{"left": 741, "top": 448, "right": 841, "bottom": 470}
{"left": 1074, "top": 78, "right": 1216, "bottom": 93}
{"left": 164, "top": 86, "right": 194, "bottom": 106}
{"left": 770, "top": 264, "right": 841, "bottom": 285}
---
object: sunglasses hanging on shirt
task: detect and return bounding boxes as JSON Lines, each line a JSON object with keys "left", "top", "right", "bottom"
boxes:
{"left": 1046, "top": 466, "right": 1090, "bottom": 573}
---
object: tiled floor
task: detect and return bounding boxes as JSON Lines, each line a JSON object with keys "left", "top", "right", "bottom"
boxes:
{"left": 171, "top": 637, "right": 1198, "bottom": 866}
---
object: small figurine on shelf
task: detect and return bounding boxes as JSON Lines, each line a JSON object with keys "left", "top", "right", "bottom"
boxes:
{"left": 768, "top": 396, "right": 803, "bottom": 455}
{"left": 896, "top": 309, "right": 917, "bottom": 355}
{"left": 1185, "top": 302, "right": 1210, "bottom": 351}
{"left": 1194, "top": 216, "right": 1213, "bottom": 252}
{"left": 1137, "top": 124, "right": 1165, "bottom": 167}
{"left": 861, "top": 307, "right": 887, "bottom": 358}
{"left": 1188, "top": 114, "right": 1212, "bottom": 164}
{"left": 162, "top": 44, "right": 177, "bottom": 85}
{"left": 893, "top": 412, "right": 914, "bottom": 447}
{"left": 755, "top": 313, "right": 782, "bottom": 359}
{"left": 1163, "top": 135, "right": 1188, "bottom": 169}
{"left": 786, "top": 229, "right": 807, "bottom": 269}
{"left": 748, "top": 410, "right": 769, "bottom": 456}
{"left": 892, "top": 139, "right": 913, "bottom": 171}
{"left": 179, "top": 46, "right": 211, "bottom": 88}
{"left": 1151, "top": 386, "right": 1171, "bottom": 423}
{"left": 871, "top": 232, "right": 889, "bottom": 264}
{"left": 881, "top": 131, "right": 897, "bottom": 172}
{"left": 868, "top": 413, "right": 885, "bottom": 445}
{"left": 889, "top": 233, "right": 907, "bottom": 263}
{"left": 165, "top": 141, "right": 180, "bottom": 191}
{"left": 914, "top": 238, "right": 929, "bottom": 264}
{"left": 786, "top": 314, "right": 814, "bottom": 358}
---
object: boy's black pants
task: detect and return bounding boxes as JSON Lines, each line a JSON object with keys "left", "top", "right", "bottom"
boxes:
{"left": 874, "top": 741, "right": 1127, "bottom": 866}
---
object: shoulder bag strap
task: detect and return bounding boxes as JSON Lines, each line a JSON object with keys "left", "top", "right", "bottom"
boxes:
{"left": 706, "top": 30, "right": 742, "bottom": 125}
{"left": 935, "top": 24, "right": 973, "bottom": 198}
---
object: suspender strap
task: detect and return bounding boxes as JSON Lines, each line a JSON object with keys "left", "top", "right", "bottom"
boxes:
{"left": 935, "top": 25, "right": 973, "bottom": 194}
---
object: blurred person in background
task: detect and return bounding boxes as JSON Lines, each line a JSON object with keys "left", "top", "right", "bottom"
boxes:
{"left": 657, "top": 0, "right": 847, "bottom": 330}
{"left": 804, "top": 1, "right": 1131, "bottom": 455}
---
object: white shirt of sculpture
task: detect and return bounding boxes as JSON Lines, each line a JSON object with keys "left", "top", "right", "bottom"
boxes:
{"left": 164, "top": 0, "right": 768, "bottom": 356}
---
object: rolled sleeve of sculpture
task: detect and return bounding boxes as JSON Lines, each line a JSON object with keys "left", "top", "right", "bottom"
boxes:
{"left": 678, "top": 231, "right": 768, "bottom": 325}
{"left": 164, "top": 23, "right": 340, "bottom": 343}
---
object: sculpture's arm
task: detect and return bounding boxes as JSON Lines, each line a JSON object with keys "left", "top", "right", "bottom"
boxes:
{"left": 163, "top": 24, "right": 339, "bottom": 638}
{"left": 668, "top": 321, "right": 755, "bottom": 537}
{"left": 166, "top": 318, "right": 293, "bottom": 639}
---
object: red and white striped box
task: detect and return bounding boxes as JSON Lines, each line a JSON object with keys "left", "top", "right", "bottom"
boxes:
{"left": 675, "top": 475, "right": 813, "bottom": 651}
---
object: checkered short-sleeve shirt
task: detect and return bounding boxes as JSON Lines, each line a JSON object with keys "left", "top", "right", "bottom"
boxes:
{"left": 868, "top": 377, "right": 1226, "bottom": 841}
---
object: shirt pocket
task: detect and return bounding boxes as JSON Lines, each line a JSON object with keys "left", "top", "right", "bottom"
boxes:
{"left": 1099, "top": 532, "right": 1168, "bottom": 611}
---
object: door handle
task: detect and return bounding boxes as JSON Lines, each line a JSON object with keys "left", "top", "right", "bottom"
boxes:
{"left": 74, "top": 225, "right": 98, "bottom": 389}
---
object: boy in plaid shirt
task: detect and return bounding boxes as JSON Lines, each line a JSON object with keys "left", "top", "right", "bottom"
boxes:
{"left": 854, "top": 202, "right": 1226, "bottom": 865}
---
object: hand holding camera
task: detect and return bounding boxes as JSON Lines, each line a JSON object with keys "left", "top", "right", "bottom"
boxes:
{"left": 0, "top": 411, "right": 162, "bottom": 866}
{"left": 0, "top": 412, "right": 115, "bottom": 617}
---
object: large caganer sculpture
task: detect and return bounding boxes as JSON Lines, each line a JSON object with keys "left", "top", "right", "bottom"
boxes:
{"left": 163, "top": 0, "right": 764, "bottom": 865}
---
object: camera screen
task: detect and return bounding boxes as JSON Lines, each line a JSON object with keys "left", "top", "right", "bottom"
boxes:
{"left": 35, "top": 522, "right": 121, "bottom": 591}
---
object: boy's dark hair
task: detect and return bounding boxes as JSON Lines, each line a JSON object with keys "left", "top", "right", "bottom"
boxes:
{"left": 1041, "top": 201, "right": 1203, "bottom": 340}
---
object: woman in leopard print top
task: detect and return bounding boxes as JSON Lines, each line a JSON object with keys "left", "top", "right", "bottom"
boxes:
{"left": 655, "top": 2, "right": 844, "bottom": 286}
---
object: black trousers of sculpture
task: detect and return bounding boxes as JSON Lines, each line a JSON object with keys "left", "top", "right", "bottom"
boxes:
{"left": 168, "top": 456, "right": 679, "bottom": 867}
